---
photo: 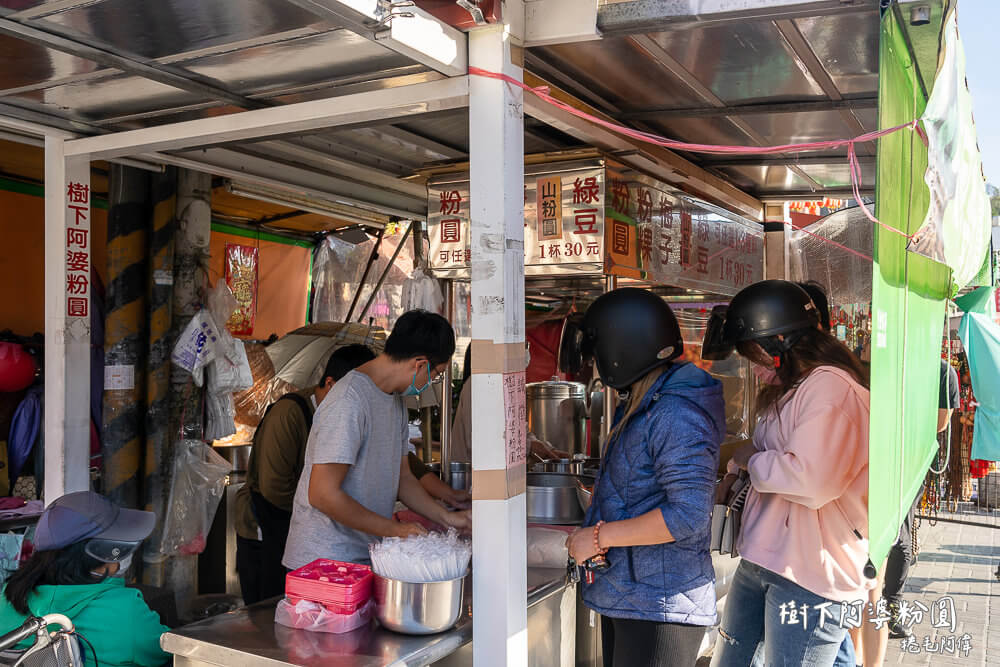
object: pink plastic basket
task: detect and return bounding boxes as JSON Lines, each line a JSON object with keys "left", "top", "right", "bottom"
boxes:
{"left": 285, "top": 559, "right": 374, "bottom": 606}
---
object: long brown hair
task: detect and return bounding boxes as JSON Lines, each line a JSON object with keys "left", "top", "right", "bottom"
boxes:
{"left": 606, "top": 366, "right": 666, "bottom": 444}
{"left": 739, "top": 327, "right": 868, "bottom": 418}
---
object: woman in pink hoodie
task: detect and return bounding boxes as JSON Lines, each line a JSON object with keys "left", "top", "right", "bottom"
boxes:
{"left": 704, "top": 281, "right": 871, "bottom": 667}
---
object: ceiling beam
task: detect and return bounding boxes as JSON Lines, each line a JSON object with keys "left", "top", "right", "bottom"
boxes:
{"left": 521, "top": 71, "right": 763, "bottom": 221}
{"left": 63, "top": 76, "right": 469, "bottom": 159}
{"left": 757, "top": 188, "right": 872, "bottom": 203}
{"left": 597, "top": 0, "right": 877, "bottom": 36}
{"left": 627, "top": 34, "right": 825, "bottom": 192}
{"left": 619, "top": 96, "right": 878, "bottom": 121}
{"left": 704, "top": 154, "right": 874, "bottom": 168}
{"left": 0, "top": 17, "right": 268, "bottom": 110}
{"left": 282, "top": 0, "right": 467, "bottom": 77}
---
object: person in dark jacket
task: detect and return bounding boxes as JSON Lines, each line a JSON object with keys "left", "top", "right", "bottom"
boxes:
{"left": 566, "top": 288, "right": 725, "bottom": 667}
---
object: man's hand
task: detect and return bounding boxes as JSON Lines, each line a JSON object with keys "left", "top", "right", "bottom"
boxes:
{"left": 393, "top": 521, "right": 428, "bottom": 538}
{"left": 439, "top": 509, "right": 471, "bottom": 535}
{"left": 446, "top": 489, "right": 471, "bottom": 509}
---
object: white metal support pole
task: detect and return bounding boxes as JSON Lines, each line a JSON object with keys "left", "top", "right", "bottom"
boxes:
{"left": 469, "top": 24, "right": 528, "bottom": 667}
{"left": 44, "top": 137, "right": 92, "bottom": 503}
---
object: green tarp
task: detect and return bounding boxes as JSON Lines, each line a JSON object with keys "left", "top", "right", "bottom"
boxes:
{"left": 868, "top": 9, "right": 952, "bottom": 571}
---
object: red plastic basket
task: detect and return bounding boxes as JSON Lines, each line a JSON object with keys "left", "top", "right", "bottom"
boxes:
{"left": 285, "top": 559, "right": 374, "bottom": 606}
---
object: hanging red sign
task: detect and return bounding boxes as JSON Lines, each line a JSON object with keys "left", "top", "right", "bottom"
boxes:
{"left": 225, "top": 244, "right": 258, "bottom": 336}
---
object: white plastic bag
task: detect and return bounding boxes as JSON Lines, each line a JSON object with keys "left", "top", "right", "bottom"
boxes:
{"left": 274, "top": 598, "right": 374, "bottom": 634}
{"left": 401, "top": 269, "right": 444, "bottom": 314}
{"left": 158, "top": 440, "right": 231, "bottom": 556}
{"left": 171, "top": 311, "right": 224, "bottom": 387}
{"left": 527, "top": 527, "right": 570, "bottom": 568}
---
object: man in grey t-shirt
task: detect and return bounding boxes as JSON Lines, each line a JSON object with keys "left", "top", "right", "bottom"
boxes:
{"left": 283, "top": 310, "right": 470, "bottom": 569}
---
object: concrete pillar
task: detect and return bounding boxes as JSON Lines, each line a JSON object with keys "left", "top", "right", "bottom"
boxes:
{"left": 43, "top": 138, "right": 91, "bottom": 503}
{"left": 468, "top": 24, "right": 529, "bottom": 667}
{"left": 143, "top": 167, "right": 177, "bottom": 582}
{"left": 102, "top": 165, "right": 150, "bottom": 509}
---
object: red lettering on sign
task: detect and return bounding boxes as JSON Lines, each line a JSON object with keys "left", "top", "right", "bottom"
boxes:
{"left": 67, "top": 297, "right": 88, "bottom": 318}
{"left": 67, "top": 228, "right": 88, "bottom": 249}
{"left": 439, "top": 190, "right": 462, "bottom": 215}
{"left": 573, "top": 209, "right": 599, "bottom": 235}
{"left": 611, "top": 219, "right": 630, "bottom": 255}
{"left": 660, "top": 197, "right": 673, "bottom": 228}
{"left": 586, "top": 242, "right": 600, "bottom": 256}
{"left": 66, "top": 250, "right": 88, "bottom": 272}
{"left": 637, "top": 189, "right": 653, "bottom": 225}
{"left": 548, "top": 244, "right": 561, "bottom": 258}
{"left": 639, "top": 227, "right": 653, "bottom": 264}
{"left": 696, "top": 245, "right": 709, "bottom": 274}
{"left": 611, "top": 180, "right": 630, "bottom": 216}
{"left": 66, "top": 182, "right": 89, "bottom": 204}
{"left": 572, "top": 176, "right": 600, "bottom": 204}
{"left": 441, "top": 218, "right": 461, "bottom": 244}
{"left": 680, "top": 213, "right": 693, "bottom": 266}
{"left": 66, "top": 273, "right": 88, "bottom": 295}
{"left": 451, "top": 250, "right": 464, "bottom": 263}
{"left": 68, "top": 205, "right": 88, "bottom": 227}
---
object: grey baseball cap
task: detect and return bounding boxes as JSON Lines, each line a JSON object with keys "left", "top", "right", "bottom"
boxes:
{"left": 35, "top": 491, "right": 156, "bottom": 553}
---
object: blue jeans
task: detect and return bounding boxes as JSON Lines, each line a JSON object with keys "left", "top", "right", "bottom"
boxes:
{"left": 711, "top": 560, "right": 850, "bottom": 667}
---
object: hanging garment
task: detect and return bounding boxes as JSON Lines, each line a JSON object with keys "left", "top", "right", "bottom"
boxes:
{"left": 7, "top": 387, "right": 41, "bottom": 483}
{"left": 958, "top": 312, "right": 1000, "bottom": 462}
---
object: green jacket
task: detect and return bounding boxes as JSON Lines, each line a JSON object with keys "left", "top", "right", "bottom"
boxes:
{"left": 0, "top": 579, "right": 169, "bottom": 667}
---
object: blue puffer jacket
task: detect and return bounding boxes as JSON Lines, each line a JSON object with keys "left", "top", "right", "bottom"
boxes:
{"left": 582, "top": 362, "right": 725, "bottom": 625}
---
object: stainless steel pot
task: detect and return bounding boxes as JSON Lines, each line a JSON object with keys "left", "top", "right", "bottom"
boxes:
{"left": 212, "top": 444, "right": 251, "bottom": 473}
{"left": 374, "top": 574, "right": 466, "bottom": 635}
{"left": 448, "top": 462, "right": 470, "bottom": 492}
{"left": 526, "top": 381, "right": 587, "bottom": 457}
{"left": 526, "top": 472, "right": 595, "bottom": 525}
{"left": 535, "top": 458, "right": 583, "bottom": 475}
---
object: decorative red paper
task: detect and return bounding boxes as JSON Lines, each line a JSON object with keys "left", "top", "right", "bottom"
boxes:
{"left": 225, "top": 244, "right": 258, "bottom": 336}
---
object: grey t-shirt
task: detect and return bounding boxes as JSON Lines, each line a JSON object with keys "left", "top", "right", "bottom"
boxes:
{"left": 283, "top": 370, "right": 407, "bottom": 568}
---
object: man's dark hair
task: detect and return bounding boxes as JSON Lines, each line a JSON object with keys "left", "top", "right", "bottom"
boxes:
{"left": 320, "top": 344, "right": 375, "bottom": 386}
{"left": 796, "top": 281, "right": 831, "bottom": 332}
{"left": 385, "top": 310, "right": 456, "bottom": 367}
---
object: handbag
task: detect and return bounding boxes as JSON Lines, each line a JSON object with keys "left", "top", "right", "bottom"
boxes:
{"left": 711, "top": 471, "right": 750, "bottom": 558}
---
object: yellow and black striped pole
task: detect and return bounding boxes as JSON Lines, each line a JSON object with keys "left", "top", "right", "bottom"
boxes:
{"left": 142, "top": 167, "right": 176, "bottom": 585}
{"left": 102, "top": 165, "right": 150, "bottom": 508}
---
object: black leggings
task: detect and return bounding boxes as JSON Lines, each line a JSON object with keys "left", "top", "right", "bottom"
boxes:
{"left": 602, "top": 616, "right": 706, "bottom": 667}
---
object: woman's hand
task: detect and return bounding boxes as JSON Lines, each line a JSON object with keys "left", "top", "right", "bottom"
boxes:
{"left": 566, "top": 526, "right": 602, "bottom": 564}
{"left": 729, "top": 441, "right": 758, "bottom": 471}
{"left": 446, "top": 489, "right": 472, "bottom": 509}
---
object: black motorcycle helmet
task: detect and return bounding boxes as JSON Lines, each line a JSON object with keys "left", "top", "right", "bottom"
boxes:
{"left": 702, "top": 280, "right": 819, "bottom": 363}
{"left": 582, "top": 288, "right": 683, "bottom": 390}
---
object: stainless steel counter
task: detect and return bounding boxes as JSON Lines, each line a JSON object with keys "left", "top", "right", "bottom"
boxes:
{"left": 162, "top": 568, "right": 570, "bottom": 667}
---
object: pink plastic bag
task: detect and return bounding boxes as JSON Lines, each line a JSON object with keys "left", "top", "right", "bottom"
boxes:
{"left": 274, "top": 597, "right": 375, "bottom": 634}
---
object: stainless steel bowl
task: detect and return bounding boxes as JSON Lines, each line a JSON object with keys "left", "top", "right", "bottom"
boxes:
{"left": 537, "top": 458, "right": 584, "bottom": 475}
{"left": 374, "top": 574, "right": 466, "bottom": 635}
{"left": 526, "top": 473, "right": 594, "bottom": 525}
{"left": 576, "top": 484, "right": 593, "bottom": 512}
{"left": 447, "top": 462, "right": 470, "bottom": 492}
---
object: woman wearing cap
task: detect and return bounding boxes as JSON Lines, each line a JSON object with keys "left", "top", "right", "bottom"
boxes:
{"left": 0, "top": 491, "right": 169, "bottom": 667}
{"left": 703, "top": 280, "right": 870, "bottom": 667}
{"left": 565, "top": 288, "right": 726, "bottom": 667}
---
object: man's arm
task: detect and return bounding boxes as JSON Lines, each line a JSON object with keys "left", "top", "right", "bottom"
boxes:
{"left": 937, "top": 408, "right": 954, "bottom": 433}
{"left": 308, "top": 463, "right": 423, "bottom": 538}
{"left": 397, "top": 457, "right": 471, "bottom": 531}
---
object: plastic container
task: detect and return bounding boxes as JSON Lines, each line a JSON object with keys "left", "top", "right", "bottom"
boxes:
{"left": 285, "top": 559, "right": 374, "bottom": 606}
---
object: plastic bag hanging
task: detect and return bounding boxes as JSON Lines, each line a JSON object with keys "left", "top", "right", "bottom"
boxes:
{"left": 157, "top": 440, "right": 231, "bottom": 556}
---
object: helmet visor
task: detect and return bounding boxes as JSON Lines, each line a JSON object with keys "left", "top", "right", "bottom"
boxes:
{"left": 701, "top": 306, "right": 735, "bottom": 361}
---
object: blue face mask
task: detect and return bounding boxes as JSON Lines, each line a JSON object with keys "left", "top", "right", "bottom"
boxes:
{"left": 402, "top": 362, "right": 433, "bottom": 397}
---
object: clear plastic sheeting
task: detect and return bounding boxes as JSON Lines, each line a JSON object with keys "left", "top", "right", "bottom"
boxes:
{"left": 673, "top": 305, "right": 752, "bottom": 441}
{"left": 229, "top": 323, "right": 386, "bottom": 439}
{"left": 788, "top": 205, "right": 874, "bottom": 307}
{"left": 311, "top": 226, "right": 416, "bottom": 330}
{"left": 157, "top": 440, "right": 231, "bottom": 558}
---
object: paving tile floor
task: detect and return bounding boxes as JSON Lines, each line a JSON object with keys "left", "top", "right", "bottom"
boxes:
{"left": 883, "top": 517, "right": 999, "bottom": 666}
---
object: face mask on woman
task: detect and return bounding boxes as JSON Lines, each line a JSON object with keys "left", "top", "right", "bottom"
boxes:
{"left": 751, "top": 362, "right": 779, "bottom": 385}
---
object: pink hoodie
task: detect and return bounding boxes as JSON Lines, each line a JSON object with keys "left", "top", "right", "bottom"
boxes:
{"left": 734, "top": 366, "right": 871, "bottom": 603}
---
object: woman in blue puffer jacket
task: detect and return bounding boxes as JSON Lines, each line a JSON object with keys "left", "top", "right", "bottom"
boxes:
{"left": 567, "top": 288, "right": 726, "bottom": 667}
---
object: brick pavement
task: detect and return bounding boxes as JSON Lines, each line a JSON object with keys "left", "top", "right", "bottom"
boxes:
{"left": 883, "top": 517, "right": 999, "bottom": 666}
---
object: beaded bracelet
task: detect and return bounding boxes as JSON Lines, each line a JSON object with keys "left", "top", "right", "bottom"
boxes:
{"left": 593, "top": 520, "right": 608, "bottom": 555}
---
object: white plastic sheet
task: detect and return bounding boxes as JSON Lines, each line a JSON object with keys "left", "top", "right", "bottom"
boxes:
{"left": 158, "top": 440, "right": 231, "bottom": 557}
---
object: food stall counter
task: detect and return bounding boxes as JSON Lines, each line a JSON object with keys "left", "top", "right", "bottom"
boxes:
{"left": 161, "top": 568, "right": 571, "bottom": 667}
